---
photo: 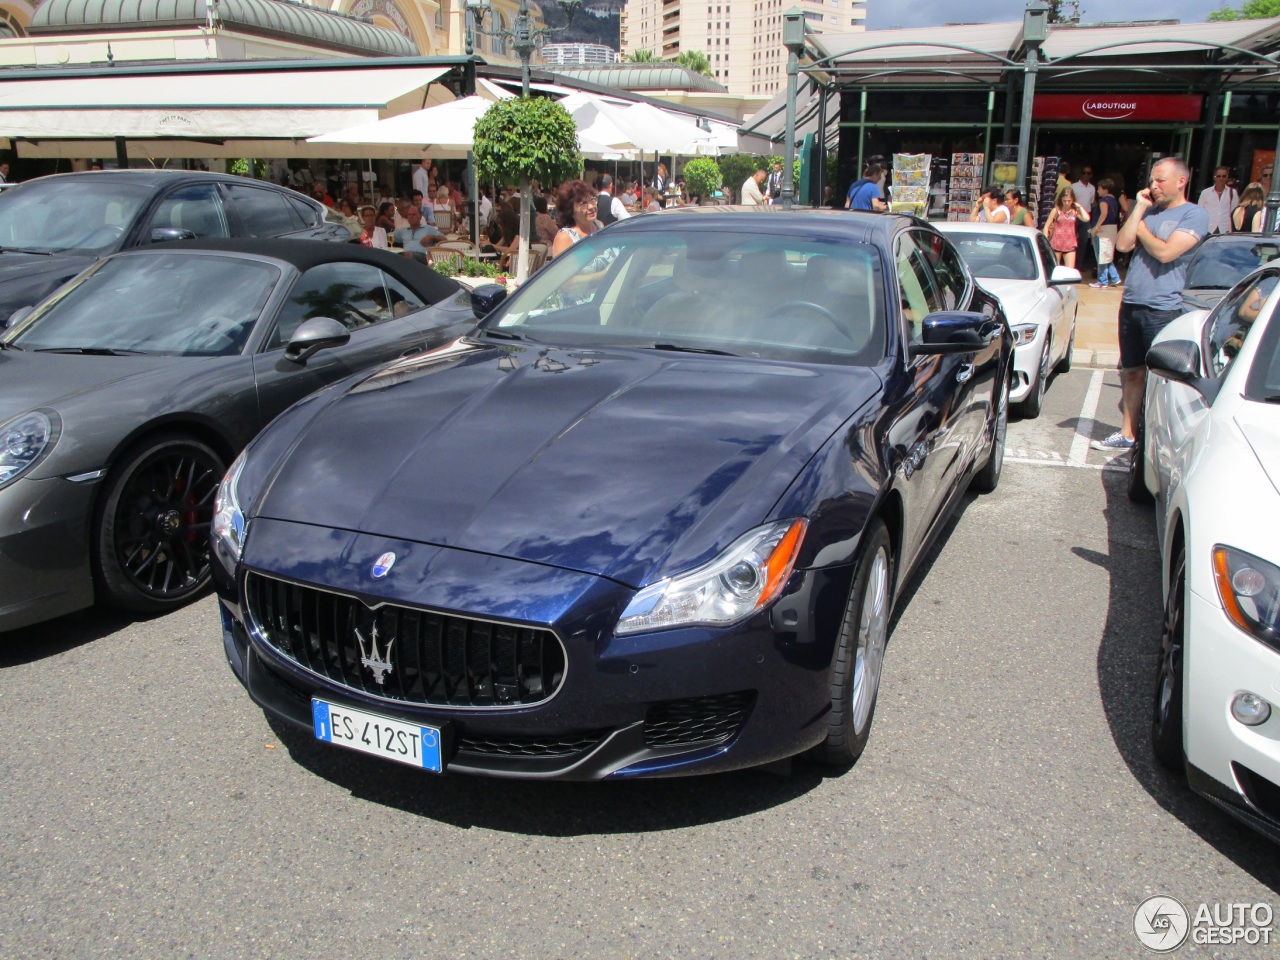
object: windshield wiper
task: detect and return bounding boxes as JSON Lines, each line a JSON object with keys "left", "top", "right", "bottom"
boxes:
{"left": 650, "top": 342, "right": 738, "bottom": 356}
{"left": 1262, "top": 394, "right": 1280, "bottom": 403}
{"left": 0, "top": 246, "right": 55, "bottom": 256}
{"left": 33, "top": 346, "right": 149, "bottom": 356}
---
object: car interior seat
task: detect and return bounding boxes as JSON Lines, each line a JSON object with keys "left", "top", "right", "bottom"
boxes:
{"left": 638, "top": 253, "right": 728, "bottom": 337}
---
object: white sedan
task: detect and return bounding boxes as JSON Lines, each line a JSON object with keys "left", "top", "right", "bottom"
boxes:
{"left": 1131, "top": 263, "right": 1280, "bottom": 843}
{"left": 937, "top": 222, "right": 1079, "bottom": 417}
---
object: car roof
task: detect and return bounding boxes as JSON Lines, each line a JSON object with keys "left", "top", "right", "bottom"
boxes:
{"left": 17, "top": 169, "right": 293, "bottom": 189}
{"left": 612, "top": 206, "right": 913, "bottom": 245}
{"left": 117, "top": 237, "right": 461, "bottom": 300}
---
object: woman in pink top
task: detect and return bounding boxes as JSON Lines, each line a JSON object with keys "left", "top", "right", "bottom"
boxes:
{"left": 1043, "top": 190, "right": 1089, "bottom": 267}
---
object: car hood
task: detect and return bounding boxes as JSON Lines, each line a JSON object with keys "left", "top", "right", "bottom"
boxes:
{"left": 0, "top": 252, "right": 94, "bottom": 316}
{"left": 254, "top": 341, "right": 882, "bottom": 587}
{"left": 0, "top": 347, "right": 184, "bottom": 423}
{"left": 975, "top": 278, "right": 1043, "bottom": 325}
{"left": 1235, "top": 401, "right": 1280, "bottom": 497}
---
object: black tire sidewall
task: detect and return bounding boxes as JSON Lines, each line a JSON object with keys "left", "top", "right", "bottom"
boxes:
{"left": 1152, "top": 548, "right": 1187, "bottom": 770}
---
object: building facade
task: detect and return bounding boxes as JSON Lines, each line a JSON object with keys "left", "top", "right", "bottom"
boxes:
{"left": 620, "top": 0, "right": 865, "bottom": 95}
{"left": 542, "top": 41, "right": 619, "bottom": 64}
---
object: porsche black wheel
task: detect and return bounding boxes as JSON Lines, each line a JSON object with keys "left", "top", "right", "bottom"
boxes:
{"left": 95, "top": 434, "right": 225, "bottom": 612}
{"left": 1152, "top": 547, "right": 1187, "bottom": 770}
{"left": 812, "top": 519, "right": 895, "bottom": 767}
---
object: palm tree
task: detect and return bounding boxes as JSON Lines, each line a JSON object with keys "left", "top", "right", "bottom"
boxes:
{"left": 627, "top": 49, "right": 659, "bottom": 63}
{"left": 673, "top": 50, "right": 713, "bottom": 78}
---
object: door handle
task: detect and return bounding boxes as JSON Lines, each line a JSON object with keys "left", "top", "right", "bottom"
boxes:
{"left": 956, "top": 363, "right": 974, "bottom": 384}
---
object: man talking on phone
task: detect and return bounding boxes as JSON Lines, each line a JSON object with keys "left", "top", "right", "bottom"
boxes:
{"left": 1093, "top": 157, "right": 1207, "bottom": 452}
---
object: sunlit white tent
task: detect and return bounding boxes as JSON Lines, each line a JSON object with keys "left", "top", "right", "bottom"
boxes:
{"left": 559, "top": 91, "right": 715, "bottom": 156}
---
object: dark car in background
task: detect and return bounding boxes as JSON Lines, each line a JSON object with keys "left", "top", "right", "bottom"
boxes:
{"left": 1181, "top": 233, "right": 1280, "bottom": 310}
{"left": 0, "top": 239, "right": 474, "bottom": 633}
{"left": 214, "top": 208, "right": 1013, "bottom": 781}
{"left": 0, "top": 170, "right": 351, "bottom": 321}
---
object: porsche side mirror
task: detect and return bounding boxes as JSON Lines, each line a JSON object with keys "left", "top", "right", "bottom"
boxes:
{"left": 910, "top": 311, "right": 999, "bottom": 357}
{"left": 284, "top": 316, "right": 350, "bottom": 364}
{"left": 1146, "top": 339, "right": 1221, "bottom": 404}
{"left": 470, "top": 283, "right": 508, "bottom": 319}
{"left": 1050, "top": 265, "right": 1082, "bottom": 285}
{"left": 150, "top": 227, "right": 197, "bottom": 244}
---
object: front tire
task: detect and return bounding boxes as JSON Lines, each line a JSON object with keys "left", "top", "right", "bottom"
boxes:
{"left": 1152, "top": 547, "right": 1187, "bottom": 770}
{"left": 812, "top": 519, "right": 895, "bottom": 767}
{"left": 1018, "top": 337, "right": 1050, "bottom": 419}
{"left": 1057, "top": 317, "right": 1076, "bottom": 373}
{"left": 94, "top": 433, "right": 225, "bottom": 613}
{"left": 1127, "top": 409, "right": 1153, "bottom": 504}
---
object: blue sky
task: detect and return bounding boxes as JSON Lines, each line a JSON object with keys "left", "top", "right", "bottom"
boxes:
{"left": 867, "top": 1, "right": 1233, "bottom": 31}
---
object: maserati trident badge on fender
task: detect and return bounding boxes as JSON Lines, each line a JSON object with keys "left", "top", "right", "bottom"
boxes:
{"left": 371, "top": 551, "right": 396, "bottom": 579}
{"left": 355, "top": 621, "right": 395, "bottom": 686}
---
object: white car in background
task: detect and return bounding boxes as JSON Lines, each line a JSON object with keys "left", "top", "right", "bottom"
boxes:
{"left": 937, "top": 222, "right": 1079, "bottom": 418}
{"left": 1131, "top": 263, "right": 1280, "bottom": 843}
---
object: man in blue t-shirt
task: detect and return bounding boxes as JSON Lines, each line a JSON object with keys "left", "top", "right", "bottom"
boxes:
{"left": 845, "top": 162, "right": 887, "bottom": 212}
{"left": 1093, "top": 156, "right": 1208, "bottom": 451}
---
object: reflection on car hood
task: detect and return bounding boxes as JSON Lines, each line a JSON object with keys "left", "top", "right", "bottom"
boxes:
{"left": 0, "top": 253, "right": 93, "bottom": 318}
{"left": 0, "top": 348, "right": 191, "bottom": 423}
{"left": 255, "top": 341, "right": 882, "bottom": 587}
{"left": 974, "top": 278, "right": 1044, "bottom": 325}
{"left": 1235, "top": 402, "right": 1280, "bottom": 498}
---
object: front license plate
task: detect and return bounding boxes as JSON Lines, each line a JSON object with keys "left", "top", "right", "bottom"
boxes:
{"left": 311, "top": 698, "right": 443, "bottom": 773}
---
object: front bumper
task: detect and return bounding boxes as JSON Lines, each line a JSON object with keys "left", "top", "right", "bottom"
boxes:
{"left": 0, "top": 475, "right": 97, "bottom": 632}
{"left": 217, "top": 518, "right": 853, "bottom": 780}
{"left": 1183, "top": 586, "right": 1280, "bottom": 841}
{"left": 1008, "top": 330, "right": 1046, "bottom": 404}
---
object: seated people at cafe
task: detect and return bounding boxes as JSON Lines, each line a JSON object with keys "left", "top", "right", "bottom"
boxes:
{"left": 359, "top": 206, "right": 388, "bottom": 249}
{"left": 409, "top": 189, "right": 436, "bottom": 225}
{"left": 394, "top": 206, "right": 445, "bottom": 250}
{"left": 375, "top": 202, "right": 397, "bottom": 236}
{"left": 336, "top": 198, "right": 362, "bottom": 238}
{"left": 492, "top": 196, "right": 525, "bottom": 268}
{"left": 534, "top": 194, "right": 559, "bottom": 246}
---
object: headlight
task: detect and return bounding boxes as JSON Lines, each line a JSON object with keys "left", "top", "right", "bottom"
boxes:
{"left": 212, "top": 452, "right": 248, "bottom": 569}
{"left": 1212, "top": 545, "right": 1280, "bottom": 651}
{"left": 616, "top": 519, "right": 807, "bottom": 635}
{"left": 0, "top": 410, "right": 59, "bottom": 490}
{"left": 1010, "top": 323, "right": 1038, "bottom": 346}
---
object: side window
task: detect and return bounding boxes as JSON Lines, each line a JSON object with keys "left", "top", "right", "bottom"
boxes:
{"left": 895, "top": 233, "right": 942, "bottom": 344}
{"left": 286, "top": 195, "right": 321, "bottom": 228}
{"left": 1036, "top": 234, "right": 1058, "bottom": 280}
{"left": 919, "top": 232, "right": 968, "bottom": 310}
{"left": 381, "top": 270, "right": 427, "bottom": 317}
{"left": 148, "top": 184, "right": 229, "bottom": 239}
{"left": 1205, "top": 271, "right": 1279, "bottom": 377}
{"left": 270, "top": 262, "right": 393, "bottom": 348}
{"left": 225, "top": 185, "right": 301, "bottom": 238}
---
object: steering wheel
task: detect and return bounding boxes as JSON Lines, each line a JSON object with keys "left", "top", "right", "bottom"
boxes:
{"left": 777, "top": 300, "right": 855, "bottom": 343}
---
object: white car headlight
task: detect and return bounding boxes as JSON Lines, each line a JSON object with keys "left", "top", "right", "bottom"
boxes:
{"left": 212, "top": 452, "right": 248, "bottom": 569}
{"left": 1213, "top": 544, "right": 1280, "bottom": 651}
{"left": 1010, "top": 323, "right": 1038, "bottom": 346}
{"left": 0, "top": 410, "right": 59, "bottom": 489}
{"left": 616, "top": 519, "right": 808, "bottom": 635}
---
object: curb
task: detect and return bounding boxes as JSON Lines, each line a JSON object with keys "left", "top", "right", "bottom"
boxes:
{"left": 1072, "top": 346, "right": 1121, "bottom": 369}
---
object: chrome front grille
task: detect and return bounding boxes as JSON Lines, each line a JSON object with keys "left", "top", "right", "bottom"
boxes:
{"left": 244, "top": 571, "right": 566, "bottom": 708}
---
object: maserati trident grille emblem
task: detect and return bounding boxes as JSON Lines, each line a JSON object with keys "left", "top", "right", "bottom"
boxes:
{"left": 355, "top": 621, "right": 395, "bottom": 686}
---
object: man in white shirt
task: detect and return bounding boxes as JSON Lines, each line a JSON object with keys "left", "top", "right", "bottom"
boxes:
{"left": 477, "top": 189, "right": 493, "bottom": 227}
{"left": 741, "top": 167, "right": 766, "bottom": 206}
{"left": 1197, "top": 166, "right": 1238, "bottom": 234}
{"left": 412, "top": 159, "right": 431, "bottom": 204}
{"left": 595, "top": 174, "right": 631, "bottom": 225}
{"left": 1071, "top": 165, "right": 1098, "bottom": 272}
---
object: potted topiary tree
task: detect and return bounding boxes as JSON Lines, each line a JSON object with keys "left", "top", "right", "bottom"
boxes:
{"left": 473, "top": 97, "right": 582, "bottom": 282}
{"left": 681, "top": 157, "right": 722, "bottom": 204}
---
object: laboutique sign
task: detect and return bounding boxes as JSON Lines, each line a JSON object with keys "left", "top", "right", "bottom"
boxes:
{"left": 1032, "top": 93, "right": 1204, "bottom": 122}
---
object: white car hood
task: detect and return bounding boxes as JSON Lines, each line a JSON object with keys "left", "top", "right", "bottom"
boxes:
{"left": 1234, "top": 401, "right": 1280, "bottom": 497}
{"left": 975, "top": 278, "right": 1043, "bottom": 325}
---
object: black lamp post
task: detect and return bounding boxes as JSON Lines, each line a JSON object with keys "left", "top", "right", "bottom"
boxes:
{"left": 467, "top": 0, "right": 583, "bottom": 98}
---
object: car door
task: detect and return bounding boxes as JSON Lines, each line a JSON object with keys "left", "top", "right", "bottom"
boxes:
{"left": 251, "top": 260, "right": 448, "bottom": 424}
{"left": 1035, "top": 233, "right": 1074, "bottom": 364}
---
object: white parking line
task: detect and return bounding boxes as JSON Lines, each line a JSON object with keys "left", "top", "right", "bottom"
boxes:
{"left": 1068, "top": 369, "right": 1105, "bottom": 467}
{"left": 1006, "top": 455, "right": 1125, "bottom": 472}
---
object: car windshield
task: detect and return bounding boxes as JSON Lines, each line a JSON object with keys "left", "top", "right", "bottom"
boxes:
{"left": 948, "top": 233, "right": 1038, "bottom": 282}
{"left": 1185, "top": 238, "right": 1280, "bottom": 290}
{"left": 0, "top": 177, "right": 153, "bottom": 254}
{"left": 480, "top": 230, "right": 886, "bottom": 365}
{"left": 4, "top": 253, "right": 279, "bottom": 356}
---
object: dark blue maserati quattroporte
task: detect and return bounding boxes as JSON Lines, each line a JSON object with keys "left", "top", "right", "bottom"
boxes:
{"left": 214, "top": 208, "right": 1012, "bottom": 780}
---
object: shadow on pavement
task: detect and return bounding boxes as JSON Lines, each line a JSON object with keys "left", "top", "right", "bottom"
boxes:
{"left": 1082, "top": 464, "right": 1280, "bottom": 890}
{"left": 0, "top": 606, "right": 138, "bottom": 666}
{"left": 266, "top": 713, "right": 824, "bottom": 836}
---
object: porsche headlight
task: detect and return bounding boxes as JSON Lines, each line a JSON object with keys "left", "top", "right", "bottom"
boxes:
{"left": 1010, "top": 323, "right": 1038, "bottom": 346}
{"left": 616, "top": 519, "right": 808, "bottom": 635}
{"left": 212, "top": 452, "right": 248, "bottom": 569}
{"left": 1213, "top": 545, "right": 1280, "bottom": 651}
{"left": 0, "top": 410, "right": 59, "bottom": 489}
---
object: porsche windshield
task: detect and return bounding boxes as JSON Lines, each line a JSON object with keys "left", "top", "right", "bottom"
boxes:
{"left": 0, "top": 177, "right": 153, "bottom": 255}
{"left": 482, "top": 230, "right": 887, "bottom": 365}
{"left": 4, "top": 253, "right": 279, "bottom": 356}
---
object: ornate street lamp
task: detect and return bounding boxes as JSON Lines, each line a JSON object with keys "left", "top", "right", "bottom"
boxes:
{"left": 466, "top": 0, "right": 583, "bottom": 98}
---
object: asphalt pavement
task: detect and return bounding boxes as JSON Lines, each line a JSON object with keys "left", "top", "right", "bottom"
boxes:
{"left": 1, "top": 366, "right": 1276, "bottom": 959}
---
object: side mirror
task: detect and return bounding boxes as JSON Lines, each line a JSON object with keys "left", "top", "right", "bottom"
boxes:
{"left": 5, "top": 305, "right": 33, "bottom": 329}
{"left": 470, "top": 283, "right": 508, "bottom": 319}
{"left": 1049, "top": 265, "right": 1082, "bottom": 285}
{"left": 150, "top": 227, "right": 197, "bottom": 244}
{"left": 909, "top": 310, "right": 998, "bottom": 357}
{"left": 1146, "top": 339, "right": 1221, "bottom": 404}
{"left": 284, "top": 316, "right": 350, "bottom": 364}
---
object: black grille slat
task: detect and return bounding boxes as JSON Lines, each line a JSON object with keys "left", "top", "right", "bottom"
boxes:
{"left": 643, "top": 692, "right": 756, "bottom": 747}
{"left": 244, "top": 572, "right": 565, "bottom": 708}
